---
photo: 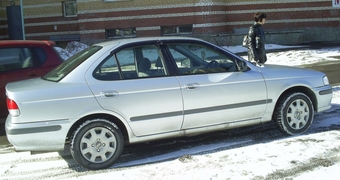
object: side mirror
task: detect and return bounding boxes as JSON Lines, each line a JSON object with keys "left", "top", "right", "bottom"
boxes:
{"left": 235, "top": 59, "right": 248, "bottom": 72}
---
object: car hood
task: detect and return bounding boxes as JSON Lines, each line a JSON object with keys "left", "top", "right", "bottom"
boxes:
{"left": 256, "top": 64, "right": 326, "bottom": 86}
{"left": 257, "top": 64, "right": 325, "bottom": 78}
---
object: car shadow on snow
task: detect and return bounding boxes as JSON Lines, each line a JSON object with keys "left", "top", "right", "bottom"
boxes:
{"left": 57, "top": 122, "right": 283, "bottom": 172}
{"left": 110, "top": 96, "right": 340, "bottom": 169}
{"left": 27, "top": 86, "right": 340, "bottom": 171}
{"left": 4, "top": 100, "right": 340, "bottom": 173}
{"left": 57, "top": 109, "right": 340, "bottom": 172}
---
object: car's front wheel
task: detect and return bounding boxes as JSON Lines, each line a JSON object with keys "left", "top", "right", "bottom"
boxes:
{"left": 70, "top": 119, "right": 124, "bottom": 170}
{"left": 273, "top": 92, "right": 314, "bottom": 135}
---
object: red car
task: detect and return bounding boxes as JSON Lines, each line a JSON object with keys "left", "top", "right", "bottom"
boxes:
{"left": 0, "top": 40, "right": 63, "bottom": 123}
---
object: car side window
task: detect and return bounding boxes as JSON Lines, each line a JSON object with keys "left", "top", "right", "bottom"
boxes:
{"left": 93, "top": 55, "right": 121, "bottom": 80}
{"left": 137, "top": 45, "right": 167, "bottom": 77}
{"left": 93, "top": 45, "right": 167, "bottom": 80}
{"left": 167, "top": 43, "right": 237, "bottom": 75}
{"left": 0, "top": 47, "right": 46, "bottom": 73}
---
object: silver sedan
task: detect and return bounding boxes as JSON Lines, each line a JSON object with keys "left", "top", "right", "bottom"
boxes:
{"left": 5, "top": 37, "right": 332, "bottom": 170}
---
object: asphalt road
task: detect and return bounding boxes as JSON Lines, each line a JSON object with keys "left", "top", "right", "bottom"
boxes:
{"left": 297, "top": 42, "right": 340, "bottom": 86}
{"left": 302, "top": 61, "right": 340, "bottom": 86}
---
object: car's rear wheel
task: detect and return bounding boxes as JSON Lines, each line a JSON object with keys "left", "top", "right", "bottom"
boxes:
{"left": 273, "top": 92, "right": 314, "bottom": 135}
{"left": 70, "top": 119, "right": 124, "bottom": 170}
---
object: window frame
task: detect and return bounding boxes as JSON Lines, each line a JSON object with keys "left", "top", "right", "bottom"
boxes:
{"left": 93, "top": 44, "right": 168, "bottom": 81}
{"left": 105, "top": 28, "right": 137, "bottom": 39}
{"left": 43, "top": 46, "right": 102, "bottom": 82}
{"left": 63, "top": 1, "right": 77, "bottom": 17}
{"left": 0, "top": 47, "right": 46, "bottom": 73}
{"left": 161, "top": 25, "right": 193, "bottom": 36}
{"left": 165, "top": 42, "right": 238, "bottom": 75}
{"left": 103, "top": 0, "right": 131, "bottom": 2}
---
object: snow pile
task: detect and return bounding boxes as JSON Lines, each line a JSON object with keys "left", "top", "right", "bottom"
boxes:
{"left": 54, "top": 41, "right": 89, "bottom": 60}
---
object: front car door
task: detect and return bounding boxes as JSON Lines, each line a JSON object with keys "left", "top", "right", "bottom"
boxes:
{"left": 86, "top": 43, "right": 184, "bottom": 137}
{"left": 164, "top": 41, "right": 268, "bottom": 129}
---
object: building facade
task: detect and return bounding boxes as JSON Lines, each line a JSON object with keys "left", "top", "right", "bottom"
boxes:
{"left": 1, "top": 0, "right": 340, "bottom": 46}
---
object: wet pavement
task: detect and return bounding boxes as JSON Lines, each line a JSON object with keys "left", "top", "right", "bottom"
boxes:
{"left": 302, "top": 61, "right": 340, "bottom": 86}
{"left": 0, "top": 43, "right": 339, "bottom": 146}
{"left": 299, "top": 42, "right": 340, "bottom": 86}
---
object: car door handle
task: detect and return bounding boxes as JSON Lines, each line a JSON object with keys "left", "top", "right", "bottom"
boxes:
{"left": 100, "top": 91, "right": 119, "bottom": 98}
{"left": 185, "top": 83, "right": 200, "bottom": 90}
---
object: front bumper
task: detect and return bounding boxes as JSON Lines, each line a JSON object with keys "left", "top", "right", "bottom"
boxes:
{"left": 314, "top": 85, "right": 333, "bottom": 113}
{"left": 5, "top": 116, "right": 70, "bottom": 151}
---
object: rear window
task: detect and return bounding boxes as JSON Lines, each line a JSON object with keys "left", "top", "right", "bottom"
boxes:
{"left": 0, "top": 47, "right": 47, "bottom": 72}
{"left": 43, "top": 46, "right": 102, "bottom": 82}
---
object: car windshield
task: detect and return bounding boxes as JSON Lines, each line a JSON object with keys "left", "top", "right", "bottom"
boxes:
{"left": 42, "top": 46, "right": 102, "bottom": 82}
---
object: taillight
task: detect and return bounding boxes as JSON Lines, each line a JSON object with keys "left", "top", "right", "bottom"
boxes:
{"left": 7, "top": 98, "right": 20, "bottom": 116}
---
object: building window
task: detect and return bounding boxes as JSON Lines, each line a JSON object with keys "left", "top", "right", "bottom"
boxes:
{"left": 63, "top": 1, "right": 77, "bottom": 17}
{"left": 106, "top": 28, "right": 136, "bottom": 39}
{"left": 103, "top": 0, "right": 132, "bottom": 2}
{"left": 161, "top": 25, "right": 193, "bottom": 36}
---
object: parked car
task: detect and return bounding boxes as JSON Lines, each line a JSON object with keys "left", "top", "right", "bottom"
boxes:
{"left": 5, "top": 37, "right": 332, "bottom": 170}
{"left": 0, "top": 40, "right": 63, "bottom": 123}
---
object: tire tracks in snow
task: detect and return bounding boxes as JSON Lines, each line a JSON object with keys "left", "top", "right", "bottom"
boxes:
{"left": 254, "top": 133, "right": 340, "bottom": 180}
{"left": 0, "top": 150, "right": 85, "bottom": 180}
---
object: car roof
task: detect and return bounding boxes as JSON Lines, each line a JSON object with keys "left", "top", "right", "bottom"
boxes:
{"left": 0, "top": 40, "right": 56, "bottom": 46}
{"left": 93, "top": 36, "right": 204, "bottom": 47}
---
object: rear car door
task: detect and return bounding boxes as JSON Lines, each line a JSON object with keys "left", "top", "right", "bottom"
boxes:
{"left": 165, "top": 42, "right": 268, "bottom": 129}
{"left": 86, "top": 44, "right": 184, "bottom": 137}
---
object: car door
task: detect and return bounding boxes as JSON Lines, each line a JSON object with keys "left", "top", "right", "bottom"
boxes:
{"left": 166, "top": 42, "right": 268, "bottom": 129}
{"left": 86, "top": 44, "right": 184, "bottom": 137}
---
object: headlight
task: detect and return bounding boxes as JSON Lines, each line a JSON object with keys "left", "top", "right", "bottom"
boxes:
{"left": 323, "top": 76, "right": 329, "bottom": 85}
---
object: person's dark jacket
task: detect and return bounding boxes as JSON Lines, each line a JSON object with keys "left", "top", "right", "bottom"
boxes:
{"left": 247, "top": 23, "right": 267, "bottom": 64}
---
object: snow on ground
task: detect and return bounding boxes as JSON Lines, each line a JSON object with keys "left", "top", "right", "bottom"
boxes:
{"left": 1, "top": 43, "right": 340, "bottom": 180}
{"left": 226, "top": 44, "right": 340, "bottom": 66}
{"left": 73, "top": 125, "right": 340, "bottom": 180}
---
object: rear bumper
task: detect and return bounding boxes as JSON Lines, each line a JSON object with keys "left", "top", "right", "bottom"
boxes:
{"left": 5, "top": 116, "right": 70, "bottom": 151}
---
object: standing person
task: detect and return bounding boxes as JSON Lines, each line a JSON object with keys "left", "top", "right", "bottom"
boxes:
{"left": 247, "top": 12, "right": 267, "bottom": 65}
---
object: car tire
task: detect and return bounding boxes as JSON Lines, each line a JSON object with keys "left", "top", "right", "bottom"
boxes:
{"left": 70, "top": 119, "right": 124, "bottom": 170}
{"left": 273, "top": 92, "right": 314, "bottom": 135}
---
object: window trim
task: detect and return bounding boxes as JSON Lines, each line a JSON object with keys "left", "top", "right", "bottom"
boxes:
{"left": 103, "top": 0, "right": 132, "bottom": 2}
{"left": 63, "top": 1, "right": 77, "bottom": 17}
{"left": 161, "top": 25, "right": 193, "bottom": 36}
{"left": 0, "top": 47, "right": 46, "bottom": 73}
{"left": 93, "top": 44, "right": 168, "bottom": 81}
{"left": 43, "top": 46, "right": 102, "bottom": 82}
{"left": 163, "top": 41, "right": 240, "bottom": 75}
{"left": 105, "top": 28, "right": 137, "bottom": 39}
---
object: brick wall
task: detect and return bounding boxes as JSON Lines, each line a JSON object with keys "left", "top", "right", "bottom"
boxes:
{"left": 0, "top": 0, "right": 339, "bottom": 45}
